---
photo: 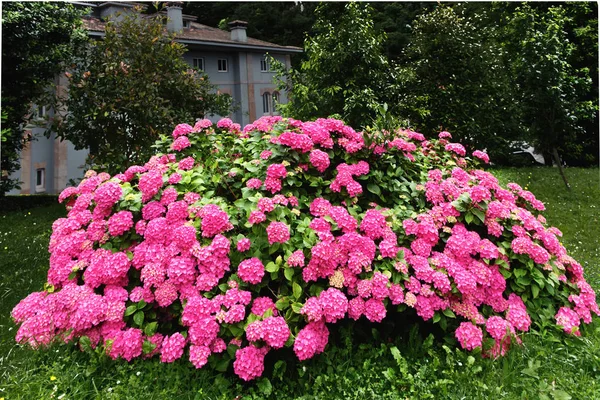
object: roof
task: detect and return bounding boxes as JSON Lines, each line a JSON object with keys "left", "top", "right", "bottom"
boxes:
{"left": 82, "top": 16, "right": 303, "bottom": 54}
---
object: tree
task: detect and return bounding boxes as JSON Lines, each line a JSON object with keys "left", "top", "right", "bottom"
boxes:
{"left": 504, "top": 4, "right": 595, "bottom": 187}
{"left": 400, "top": 5, "right": 521, "bottom": 161}
{"left": 54, "top": 10, "right": 232, "bottom": 174}
{"left": 273, "top": 2, "right": 400, "bottom": 129}
{"left": 1, "top": 2, "right": 87, "bottom": 195}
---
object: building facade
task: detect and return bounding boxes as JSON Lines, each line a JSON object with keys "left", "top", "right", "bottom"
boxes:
{"left": 9, "top": 1, "right": 302, "bottom": 195}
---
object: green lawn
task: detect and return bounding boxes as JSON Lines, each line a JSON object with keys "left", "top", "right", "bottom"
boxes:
{"left": 1, "top": 167, "right": 599, "bottom": 399}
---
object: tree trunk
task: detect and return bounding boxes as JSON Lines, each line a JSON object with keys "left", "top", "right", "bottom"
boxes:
{"left": 552, "top": 147, "right": 570, "bottom": 191}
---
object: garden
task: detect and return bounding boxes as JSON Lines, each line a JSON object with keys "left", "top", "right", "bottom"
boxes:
{"left": 1, "top": 2, "right": 599, "bottom": 399}
{"left": 1, "top": 117, "right": 599, "bottom": 399}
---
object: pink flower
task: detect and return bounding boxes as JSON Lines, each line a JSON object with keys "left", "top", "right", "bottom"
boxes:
{"left": 217, "top": 118, "right": 234, "bottom": 129}
{"left": 246, "top": 178, "right": 263, "bottom": 189}
{"left": 473, "top": 150, "right": 490, "bottom": 163}
{"left": 262, "top": 316, "right": 290, "bottom": 348}
{"left": 189, "top": 345, "right": 211, "bottom": 369}
{"left": 237, "top": 238, "right": 251, "bottom": 252}
{"left": 237, "top": 258, "right": 265, "bottom": 284}
{"left": 193, "top": 119, "right": 212, "bottom": 131}
{"left": 287, "top": 250, "right": 305, "bottom": 267}
{"left": 266, "top": 163, "right": 287, "bottom": 179}
{"left": 107, "top": 210, "right": 134, "bottom": 236}
{"left": 251, "top": 297, "right": 277, "bottom": 317}
{"left": 233, "top": 345, "right": 267, "bottom": 381}
{"left": 364, "top": 298, "right": 386, "bottom": 322}
{"left": 319, "top": 288, "right": 348, "bottom": 323}
{"left": 178, "top": 157, "right": 195, "bottom": 171}
{"left": 172, "top": 123, "right": 193, "bottom": 138}
{"left": 266, "top": 222, "right": 290, "bottom": 245}
{"left": 257, "top": 197, "right": 275, "bottom": 213}
{"left": 94, "top": 182, "right": 122, "bottom": 209}
{"left": 309, "top": 149, "right": 330, "bottom": 173}
{"left": 260, "top": 150, "right": 273, "bottom": 160}
{"left": 160, "top": 332, "right": 186, "bottom": 363}
{"left": 301, "top": 297, "right": 323, "bottom": 322}
{"left": 248, "top": 211, "right": 266, "bottom": 225}
{"left": 293, "top": 320, "right": 329, "bottom": 361}
{"left": 168, "top": 173, "right": 182, "bottom": 185}
{"left": 199, "top": 204, "right": 233, "bottom": 237}
{"left": 445, "top": 143, "right": 466, "bottom": 156}
{"left": 555, "top": 307, "right": 581, "bottom": 335}
{"left": 138, "top": 170, "right": 163, "bottom": 202}
{"left": 455, "top": 322, "right": 483, "bottom": 350}
{"left": 172, "top": 136, "right": 191, "bottom": 151}
{"left": 278, "top": 131, "right": 314, "bottom": 153}
{"left": 310, "top": 198, "right": 332, "bottom": 217}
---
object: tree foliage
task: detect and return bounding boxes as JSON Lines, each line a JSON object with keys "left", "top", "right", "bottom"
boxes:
{"left": 1, "top": 1, "right": 87, "bottom": 195}
{"left": 273, "top": 3, "right": 400, "bottom": 129}
{"left": 399, "top": 5, "right": 521, "bottom": 162}
{"left": 54, "top": 10, "right": 232, "bottom": 174}
{"left": 503, "top": 4, "right": 596, "bottom": 167}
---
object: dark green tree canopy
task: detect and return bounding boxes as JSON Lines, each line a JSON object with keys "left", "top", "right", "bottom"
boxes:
{"left": 273, "top": 2, "right": 400, "bottom": 129}
{"left": 1, "top": 1, "right": 87, "bottom": 195}
{"left": 54, "top": 10, "right": 232, "bottom": 174}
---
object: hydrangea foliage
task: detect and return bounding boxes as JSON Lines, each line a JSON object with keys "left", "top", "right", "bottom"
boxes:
{"left": 12, "top": 116, "right": 599, "bottom": 380}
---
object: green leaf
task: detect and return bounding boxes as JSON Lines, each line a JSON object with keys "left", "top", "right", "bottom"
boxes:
{"left": 144, "top": 321, "right": 158, "bottom": 336}
{"left": 124, "top": 305, "right": 137, "bottom": 317}
{"left": 293, "top": 282, "right": 303, "bottom": 300}
{"left": 275, "top": 297, "right": 289, "bottom": 310}
{"left": 531, "top": 283, "right": 540, "bottom": 299}
{"left": 79, "top": 336, "right": 92, "bottom": 352}
{"left": 284, "top": 267, "right": 295, "bottom": 281}
{"left": 133, "top": 310, "right": 144, "bottom": 326}
{"left": 142, "top": 339, "right": 157, "bottom": 354}
{"left": 442, "top": 309, "right": 456, "bottom": 318}
{"left": 465, "top": 212, "right": 474, "bottom": 224}
{"left": 472, "top": 208, "right": 485, "bottom": 222}
{"left": 257, "top": 377, "right": 273, "bottom": 396}
{"left": 367, "top": 183, "right": 381, "bottom": 195}
{"left": 551, "top": 390, "right": 572, "bottom": 400}
{"left": 228, "top": 324, "right": 244, "bottom": 337}
{"left": 265, "top": 261, "right": 279, "bottom": 273}
{"left": 215, "top": 358, "right": 230, "bottom": 372}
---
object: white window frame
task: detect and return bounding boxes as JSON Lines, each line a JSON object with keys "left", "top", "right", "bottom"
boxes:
{"left": 262, "top": 92, "right": 271, "bottom": 115}
{"left": 193, "top": 58, "right": 204, "bottom": 71}
{"left": 35, "top": 168, "right": 46, "bottom": 193}
{"left": 217, "top": 58, "right": 228, "bottom": 72}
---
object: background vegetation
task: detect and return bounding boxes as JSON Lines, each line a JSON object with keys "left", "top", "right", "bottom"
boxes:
{"left": 188, "top": 2, "right": 598, "bottom": 167}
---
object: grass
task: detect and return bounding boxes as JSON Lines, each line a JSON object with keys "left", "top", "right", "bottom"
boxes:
{"left": 0, "top": 167, "right": 598, "bottom": 399}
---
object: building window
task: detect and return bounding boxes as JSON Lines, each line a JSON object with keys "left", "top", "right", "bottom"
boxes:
{"left": 217, "top": 59, "right": 228, "bottom": 72}
{"left": 183, "top": 20, "right": 191, "bottom": 29}
{"left": 35, "top": 168, "right": 45, "bottom": 192}
{"left": 193, "top": 58, "right": 204, "bottom": 71}
{"left": 34, "top": 105, "right": 48, "bottom": 120}
{"left": 260, "top": 57, "right": 269, "bottom": 72}
{"left": 263, "top": 92, "right": 271, "bottom": 114}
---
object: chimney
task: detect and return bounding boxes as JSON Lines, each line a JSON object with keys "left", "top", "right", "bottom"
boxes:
{"left": 166, "top": 2, "right": 183, "bottom": 33}
{"left": 228, "top": 20, "right": 248, "bottom": 42}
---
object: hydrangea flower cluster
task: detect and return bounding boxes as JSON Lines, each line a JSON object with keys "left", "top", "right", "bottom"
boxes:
{"left": 12, "top": 116, "right": 598, "bottom": 380}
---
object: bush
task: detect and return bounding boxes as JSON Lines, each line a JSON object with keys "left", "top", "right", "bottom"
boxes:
{"left": 11, "top": 116, "right": 599, "bottom": 381}
{"left": 0, "top": 195, "right": 59, "bottom": 213}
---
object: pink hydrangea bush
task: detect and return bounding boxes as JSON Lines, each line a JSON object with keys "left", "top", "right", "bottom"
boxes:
{"left": 12, "top": 116, "right": 599, "bottom": 380}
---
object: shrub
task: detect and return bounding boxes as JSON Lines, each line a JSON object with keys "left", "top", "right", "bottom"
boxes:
{"left": 11, "top": 116, "right": 599, "bottom": 380}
